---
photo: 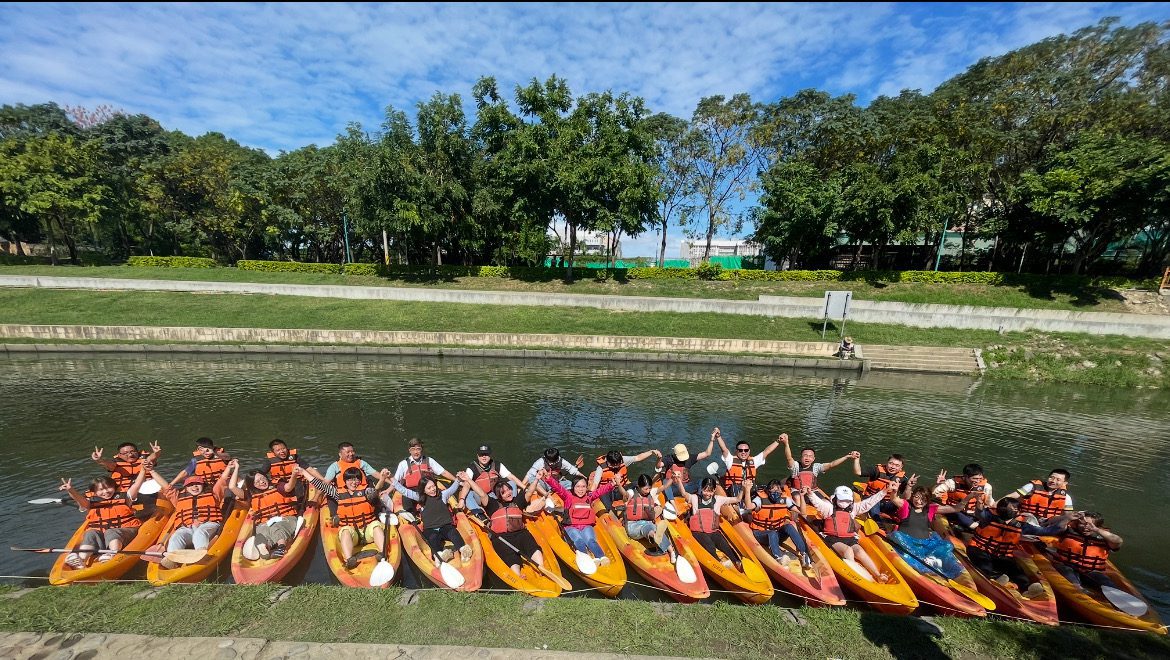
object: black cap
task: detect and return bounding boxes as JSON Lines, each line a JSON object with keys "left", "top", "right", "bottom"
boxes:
{"left": 477, "top": 445, "right": 491, "bottom": 455}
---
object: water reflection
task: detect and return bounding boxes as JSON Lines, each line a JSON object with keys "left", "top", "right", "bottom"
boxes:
{"left": 0, "top": 352, "right": 1167, "bottom": 616}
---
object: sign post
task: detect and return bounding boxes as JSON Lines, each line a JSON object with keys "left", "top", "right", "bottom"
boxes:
{"left": 822, "top": 291, "right": 852, "bottom": 339}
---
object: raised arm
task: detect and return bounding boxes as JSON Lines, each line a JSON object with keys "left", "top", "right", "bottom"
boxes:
{"left": 825, "top": 450, "right": 859, "bottom": 472}
{"left": 213, "top": 459, "right": 238, "bottom": 498}
{"left": 695, "top": 429, "right": 717, "bottom": 462}
{"left": 59, "top": 478, "right": 89, "bottom": 509}
{"left": 714, "top": 427, "right": 730, "bottom": 460}
{"left": 126, "top": 462, "right": 150, "bottom": 501}
{"left": 759, "top": 435, "right": 783, "bottom": 460}
{"left": 851, "top": 452, "right": 864, "bottom": 476}
{"left": 90, "top": 447, "right": 117, "bottom": 471}
{"left": 780, "top": 434, "right": 796, "bottom": 468}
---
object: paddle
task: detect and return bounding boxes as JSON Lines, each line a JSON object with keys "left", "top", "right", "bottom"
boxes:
{"left": 242, "top": 536, "right": 260, "bottom": 561}
{"left": 492, "top": 531, "right": 572, "bottom": 590}
{"left": 369, "top": 516, "right": 400, "bottom": 587}
{"left": 861, "top": 518, "right": 995, "bottom": 611}
{"left": 138, "top": 479, "right": 161, "bottom": 495}
{"left": 574, "top": 549, "right": 599, "bottom": 575}
{"left": 12, "top": 546, "right": 207, "bottom": 564}
{"left": 1101, "top": 585, "right": 1148, "bottom": 617}
{"left": 28, "top": 496, "right": 70, "bottom": 505}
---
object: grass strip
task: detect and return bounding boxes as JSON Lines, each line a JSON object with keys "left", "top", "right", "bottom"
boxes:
{"left": 0, "top": 288, "right": 1165, "bottom": 388}
{"left": 0, "top": 583, "right": 1166, "bottom": 659}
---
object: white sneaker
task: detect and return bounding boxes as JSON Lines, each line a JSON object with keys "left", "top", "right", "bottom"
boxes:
{"left": 1024, "top": 582, "right": 1046, "bottom": 599}
{"left": 994, "top": 574, "right": 1011, "bottom": 587}
{"left": 97, "top": 553, "right": 114, "bottom": 563}
{"left": 65, "top": 553, "right": 84, "bottom": 569}
{"left": 459, "top": 545, "right": 473, "bottom": 562}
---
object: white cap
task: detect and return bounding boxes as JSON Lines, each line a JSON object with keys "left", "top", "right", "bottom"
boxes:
{"left": 833, "top": 486, "right": 854, "bottom": 504}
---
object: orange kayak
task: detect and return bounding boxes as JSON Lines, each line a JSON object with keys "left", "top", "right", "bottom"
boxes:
{"left": 665, "top": 500, "right": 773, "bottom": 604}
{"left": 50, "top": 499, "right": 174, "bottom": 586}
{"left": 468, "top": 516, "right": 562, "bottom": 597}
{"left": 528, "top": 505, "right": 626, "bottom": 597}
{"left": 945, "top": 531, "right": 1058, "bottom": 625}
{"left": 593, "top": 504, "right": 709, "bottom": 602}
{"left": 726, "top": 519, "right": 845, "bottom": 607}
{"left": 231, "top": 487, "right": 324, "bottom": 585}
{"left": 1031, "top": 547, "right": 1164, "bottom": 634}
{"left": 399, "top": 509, "right": 484, "bottom": 592}
{"left": 860, "top": 530, "right": 987, "bottom": 617}
{"left": 320, "top": 508, "right": 401, "bottom": 588}
{"left": 147, "top": 500, "right": 247, "bottom": 585}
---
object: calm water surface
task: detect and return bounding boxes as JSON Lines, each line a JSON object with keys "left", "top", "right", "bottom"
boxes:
{"left": 1, "top": 353, "right": 1167, "bottom": 616}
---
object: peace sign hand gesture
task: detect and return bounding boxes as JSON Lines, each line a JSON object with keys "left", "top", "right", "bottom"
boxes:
{"left": 59, "top": 477, "right": 73, "bottom": 492}
{"left": 91, "top": 447, "right": 103, "bottom": 462}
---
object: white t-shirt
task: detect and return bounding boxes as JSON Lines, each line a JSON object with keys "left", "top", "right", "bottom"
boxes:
{"left": 1015, "top": 481, "right": 1073, "bottom": 510}
{"left": 723, "top": 451, "right": 766, "bottom": 469}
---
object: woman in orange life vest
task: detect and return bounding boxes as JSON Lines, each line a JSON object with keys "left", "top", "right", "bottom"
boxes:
{"left": 887, "top": 477, "right": 967, "bottom": 579}
{"left": 466, "top": 472, "right": 551, "bottom": 577}
{"left": 779, "top": 433, "right": 856, "bottom": 501}
{"left": 659, "top": 430, "right": 716, "bottom": 501}
{"left": 684, "top": 477, "right": 745, "bottom": 570}
{"left": 1048, "top": 511, "right": 1123, "bottom": 592}
{"left": 462, "top": 445, "right": 525, "bottom": 515}
{"left": 589, "top": 448, "right": 661, "bottom": 510}
{"left": 148, "top": 459, "right": 238, "bottom": 563}
{"left": 169, "top": 437, "right": 232, "bottom": 489}
{"left": 715, "top": 428, "right": 782, "bottom": 498}
{"left": 307, "top": 466, "right": 391, "bottom": 569}
{"left": 229, "top": 467, "right": 302, "bottom": 560}
{"left": 385, "top": 471, "right": 473, "bottom": 564}
{"left": 804, "top": 482, "right": 897, "bottom": 582}
{"left": 543, "top": 470, "right": 619, "bottom": 563}
{"left": 90, "top": 441, "right": 161, "bottom": 492}
{"left": 1005, "top": 469, "right": 1074, "bottom": 525}
{"left": 57, "top": 462, "right": 152, "bottom": 569}
{"left": 393, "top": 438, "right": 457, "bottom": 506}
{"left": 742, "top": 478, "right": 812, "bottom": 568}
{"left": 623, "top": 474, "right": 677, "bottom": 561}
{"left": 323, "top": 442, "right": 380, "bottom": 489}
{"left": 852, "top": 452, "right": 909, "bottom": 519}
{"left": 966, "top": 496, "right": 1069, "bottom": 595}
{"left": 932, "top": 464, "right": 993, "bottom": 531}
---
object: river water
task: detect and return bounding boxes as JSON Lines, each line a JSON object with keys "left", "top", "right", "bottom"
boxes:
{"left": 1, "top": 353, "right": 1167, "bottom": 616}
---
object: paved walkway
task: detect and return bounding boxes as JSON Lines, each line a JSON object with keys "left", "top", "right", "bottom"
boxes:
{"left": 0, "top": 632, "right": 705, "bottom": 660}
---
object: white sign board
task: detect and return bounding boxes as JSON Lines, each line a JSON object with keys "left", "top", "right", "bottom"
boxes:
{"left": 822, "top": 291, "right": 852, "bottom": 338}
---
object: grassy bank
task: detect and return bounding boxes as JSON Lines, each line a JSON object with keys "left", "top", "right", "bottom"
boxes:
{"left": 0, "top": 288, "right": 1165, "bottom": 388}
{"left": 0, "top": 583, "right": 1165, "bottom": 659}
{"left": 0, "top": 264, "right": 1155, "bottom": 313}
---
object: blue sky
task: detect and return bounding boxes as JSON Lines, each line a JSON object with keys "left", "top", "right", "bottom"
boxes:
{"left": 1, "top": 2, "right": 1166, "bottom": 258}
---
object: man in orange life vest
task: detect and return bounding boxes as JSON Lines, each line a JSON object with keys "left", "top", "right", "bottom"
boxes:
{"left": 170, "top": 437, "right": 232, "bottom": 488}
{"left": 261, "top": 438, "right": 322, "bottom": 484}
{"left": 1048, "top": 511, "right": 1123, "bottom": 592}
{"left": 932, "top": 463, "right": 993, "bottom": 530}
{"left": 780, "top": 433, "right": 856, "bottom": 498}
{"left": 658, "top": 430, "right": 717, "bottom": 500}
{"left": 853, "top": 452, "right": 909, "bottom": 519}
{"left": 715, "top": 429, "right": 782, "bottom": 497}
{"left": 91, "top": 441, "right": 162, "bottom": 492}
{"left": 967, "top": 496, "right": 1070, "bottom": 595}
{"left": 589, "top": 448, "right": 661, "bottom": 509}
{"left": 323, "top": 442, "right": 380, "bottom": 489}
{"left": 463, "top": 445, "right": 525, "bottom": 515}
{"left": 1005, "top": 468, "right": 1074, "bottom": 525}
{"left": 393, "top": 438, "right": 457, "bottom": 505}
{"left": 146, "top": 459, "right": 239, "bottom": 567}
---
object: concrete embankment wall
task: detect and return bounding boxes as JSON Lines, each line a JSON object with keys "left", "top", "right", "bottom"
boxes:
{"left": 1, "top": 275, "right": 1164, "bottom": 339}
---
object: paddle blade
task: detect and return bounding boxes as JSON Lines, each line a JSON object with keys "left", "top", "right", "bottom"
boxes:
{"left": 1102, "top": 585, "right": 1148, "bottom": 617}
{"left": 28, "top": 497, "right": 68, "bottom": 505}
{"left": 575, "top": 551, "right": 598, "bottom": 575}
{"left": 398, "top": 511, "right": 417, "bottom": 524}
{"left": 165, "top": 548, "right": 208, "bottom": 564}
{"left": 369, "top": 560, "right": 396, "bottom": 587}
{"left": 706, "top": 462, "right": 720, "bottom": 476}
{"left": 293, "top": 515, "right": 304, "bottom": 537}
{"left": 138, "top": 480, "right": 161, "bottom": 495}
{"left": 662, "top": 503, "right": 678, "bottom": 521}
{"left": 242, "top": 536, "right": 260, "bottom": 561}
{"left": 675, "top": 554, "right": 698, "bottom": 584}
{"left": 438, "top": 561, "right": 465, "bottom": 589}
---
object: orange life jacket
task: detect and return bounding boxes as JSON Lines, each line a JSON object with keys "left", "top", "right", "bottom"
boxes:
{"left": 334, "top": 489, "right": 376, "bottom": 528}
{"left": 85, "top": 495, "right": 141, "bottom": 530}
{"left": 625, "top": 493, "right": 654, "bottom": 522}
{"left": 822, "top": 509, "right": 857, "bottom": 540}
{"left": 863, "top": 464, "right": 906, "bottom": 500}
{"left": 1018, "top": 480, "right": 1067, "bottom": 519}
{"left": 109, "top": 459, "right": 142, "bottom": 491}
{"left": 688, "top": 498, "right": 718, "bottom": 534}
{"left": 749, "top": 488, "right": 792, "bottom": 532}
{"left": 789, "top": 465, "right": 817, "bottom": 491}
{"left": 969, "top": 515, "right": 1027, "bottom": 558}
{"left": 468, "top": 459, "right": 500, "bottom": 494}
{"left": 249, "top": 487, "right": 298, "bottom": 524}
{"left": 721, "top": 456, "right": 756, "bottom": 492}
{"left": 1054, "top": 529, "right": 1111, "bottom": 573}
{"left": 266, "top": 449, "right": 298, "bottom": 483}
{"left": 402, "top": 457, "right": 434, "bottom": 489}
{"left": 566, "top": 497, "right": 597, "bottom": 527}
{"left": 944, "top": 475, "right": 988, "bottom": 514}
{"left": 489, "top": 502, "right": 526, "bottom": 534}
{"left": 175, "top": 491, "right": 223, "bottom": 527}
{"left": 333, "top": 458, "right": 368, "bottom": 488}
{"left": 192, "top": 449, "right": 228, "bottom": 485}
{"left": 667, "top": 460, "right": 690, "bottom": 485}
{"left": 596, "top": 455, "right": 629, "bottom": 492}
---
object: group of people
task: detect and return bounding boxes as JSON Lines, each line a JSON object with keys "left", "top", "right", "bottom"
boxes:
{"left": 59, "top": 430, "right": 1122, "bottom": 600}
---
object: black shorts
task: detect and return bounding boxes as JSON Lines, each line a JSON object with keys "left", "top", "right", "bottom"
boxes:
{"left": 826, "top": 535, "right": 858, "bottom": 547}
{"left": 493, "top": 529, "right": 540, "bottom": 566}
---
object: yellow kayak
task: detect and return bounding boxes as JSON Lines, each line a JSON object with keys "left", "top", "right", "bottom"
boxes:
{"left": 231, "top": 487, "right": 324, "bottom": 585}
{"left": 469, "top": 516, "right": 562, "bottom": 598}
{"left": 320, "top": 509, "right": 401, "bottom": 588}
{"left": 1031, "top": 547, "right": 1165, "bottom": 634}
{"left": 665, "top": 499, "right": 774, "bottom": 604}
{"left": 50, "top": 499, "right": 174, "bottom": 586}
{"left": 147, "top": 500, "right": 247, "bottom": 585}
{"left": 528, "top": 502, "right": 626, "bottom": 597}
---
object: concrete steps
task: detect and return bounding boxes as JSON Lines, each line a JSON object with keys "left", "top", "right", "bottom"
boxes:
{"left": 862, "top": 344, "right": 982, "bottom": 375}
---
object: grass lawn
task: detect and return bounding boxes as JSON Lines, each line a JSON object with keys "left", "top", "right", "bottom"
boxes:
{"left": 0, "top": 288, "right": 1166, "bottom": 388}
{"left": 0, "top": 264, "right": 1148, "bottom": 313}
{"left": 0, "top": 583, "right": 1166, "bottom": 659}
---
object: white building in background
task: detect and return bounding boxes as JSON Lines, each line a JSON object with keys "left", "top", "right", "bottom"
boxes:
{"left": 680, "top": 239, "right": 762, "bottom": 260}
{"left": 549, "top": 229, "right": 621, "bottom": 258}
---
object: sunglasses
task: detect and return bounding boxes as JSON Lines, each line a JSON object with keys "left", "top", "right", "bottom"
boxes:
{"left": 737, "top": 448, "right": 750, "bottom": 453}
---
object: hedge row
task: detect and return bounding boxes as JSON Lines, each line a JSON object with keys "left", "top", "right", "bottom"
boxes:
{"left": 126, "top": 256, "right": 218, "bottom": 269}
{"left": 236, "top": 260, "right": 342, "bottom": 274}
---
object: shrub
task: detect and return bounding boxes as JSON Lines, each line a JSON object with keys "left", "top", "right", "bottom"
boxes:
{"left": 236, "top": 260, "right": 341, "bottom": 274}
{"left": 0, "top": 253, "right": 52, "bottom": 265}
{"left": 343, "top": 263, "right": 380, "bottom": 277}
{"left": 695, "top": 261, "right": 724, "bottom": 280}
{"left": 127, "top": 256, "right": 218, "bottom": 268}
